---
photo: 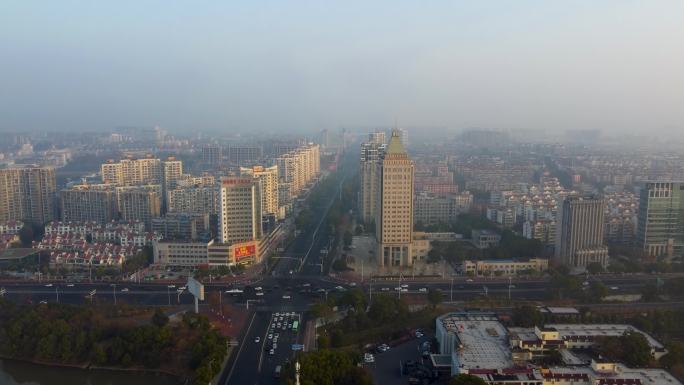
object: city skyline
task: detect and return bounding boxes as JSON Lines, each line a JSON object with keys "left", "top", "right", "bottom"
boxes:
{"left": 1, "top": 1, "right": 683, "bottom": 135}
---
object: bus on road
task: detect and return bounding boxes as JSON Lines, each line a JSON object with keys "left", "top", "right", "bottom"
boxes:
{"left": 292, "top": 320, "right": 299, "bottom": 332}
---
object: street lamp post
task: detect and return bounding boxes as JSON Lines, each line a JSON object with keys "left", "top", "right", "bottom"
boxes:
{"left": 450, "top": 277, "right": 454, "bottom": 302}
{"left": 167, "top": 286, "right": 171, "bottom": 306}
{"left": 508, "top": 276, "right": 512, "bottom": 301}
{"left": 55, "top": 286, "right": 59, "bottom": 304}
{"left": 111, "top": 284, "right": 117, "bottom": 305}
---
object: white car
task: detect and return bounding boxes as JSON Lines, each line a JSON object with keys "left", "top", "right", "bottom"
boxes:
{"left": 45, "top": 284, "right": 53, "bottom": 287}
{"left": 66, "top": 284, "right": 75, "bottom": 287}
{"left": 381, "top": 287, "right": 390, "bottom": 292}
{"left": 401, "top": 288, "right": 408, "bottom": 292}
{"left": 268, "top": 334, "right": 273, "bottom": 339}
{"left": 269, "top": 349, "right": 275, "bottom": 355}
{"left": 255, "top": 286, "right": 263, "bottom": 291}
{"left": 349, "top": 282, "right": 357, "bottom": 287}
{"left": 282, "top": 295, "right": 291, "bottom": 299}
{"left": 273, "top": 343, "right": 278, "bottom": 349}
{"left": 179, "top": 286, "right": 187, "bottom": 291}
{"left": 610, "top": 286, "right": 619, "bottom": 290}
{"left": 394, "top": 287, "right": 402, "bottom": 291}
{"left": 419, "top": 288, "right": 427, "bottom": 293}
{"left": 167, "top": 285, "right": 176, "bottom": 289}
{"left": 335, "top": 286, "right": 344, "bottom": 291}
{"left": 401, "top": 284, "right": 409, "bottom": 288}
{"left": 39, "top": 300, "right": 48, "bottom": 304}
{"left": 254, "top": 337, "right": 261, "bottom": 343}
{"left": 121, "top": 288, "right": 129, "bottom": 292}
{"left": 466, "top": 279, "right": 474, "bottom": 282}
{"left": 256, "top": 292, "right": 264, "bottom": 296}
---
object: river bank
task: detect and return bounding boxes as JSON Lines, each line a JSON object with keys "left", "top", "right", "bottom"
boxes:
{"left": 0, "top": 357, "right": 181, "bottom": 385}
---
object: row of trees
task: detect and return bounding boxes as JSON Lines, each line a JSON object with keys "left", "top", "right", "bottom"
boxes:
{"left": 282, "top": 349, "right": 373, "bottom": 385}
{"left": 0, "top": 300, "right": 227, "bottom": 385}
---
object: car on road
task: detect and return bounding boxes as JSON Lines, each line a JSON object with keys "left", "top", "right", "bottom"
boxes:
{"left": 302, "top": 283, "right": 311, "bottom": 287}
{"left": 256, "top": 292, "right": 264, "bottom": 296}
{"left": 121, "top": 288, "right": 129, "bottom": 292}
{"left": 66, "top": 284, "right": 75, "bottom": 287}
{"left": 349, "top": 282, "right": 357, "bottom": 287}
{"left": 269, "top": 349, "right": 275, "bottom": 355}
{"left": 44, "top": 284, "right": 53, "bottom": 287}
{"left": 401, "top": 284, "right": 409, "bottom": 288}
{"left": 364, "top": 353, "right": 375, "bottom": 363}
{"left": 376, "top": 344, "right": 390, "bottom": 353}
{"left": 277, "top": 322, "right": 282, "bottom": 328}
{"left": 394, "top": 286, "right": 402, "bottom": 291}
{"left": 167, "top": 285, "right": 176, "bottom": 289}
{"left": 273, "top": 343, "right": 278, "bottom": 349}
{"left": 179, "top": 286, "right": 187, "bottom": 291}
{"left": 401, "top": 288, "right": 408, "bottom": 292}
{"left": 415, "top": 331, "right": 424, "bottom": 338}
{"left": 268, "top": 334, "right": 273, "bottom": 339}
{"left": 274, "top": 333, "right": 279, "bottom": 338}
{"left": 283, "top": 294, "right": 291, "bottom": 299}
{"left": 418, "top": 287, "right": 427, "bottom": 292}
{"left": 610, "top": 286, "right": 619, "bottom": 290}
{"left": 254, "top": 337, "right": 261, "bottom": 343}
{"left": 381, "top": 287, "right": 390, "bottom": 291}
{"left": 466, "top": 279, "right": 473, "bottom": 282}
{"left": 255, "top": 286, "right": 262, "bottom": 291}
{"left": 39, "top": 300, "right": 48, "bottom": 304}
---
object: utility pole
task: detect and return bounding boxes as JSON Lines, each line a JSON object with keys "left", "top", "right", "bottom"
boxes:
{"left": 450, "top": 277, "right": 454, "bottom": 302}
{"left": 55, "top": 286, "right": 59, "bottom": 304}
{"left": 398, "top": 272, "right": 403, "bottom": 299}
{"left": 508, "top": 276, "right": 512, "bottom": 301}
{"left": 361, "top": 259, "right": 364, "bottom": 282}
{"left": 167, "top": 286, "right": 170, "bottom": 306}
{"left": 112, "top": 284, "right": 117, "bottom": 305}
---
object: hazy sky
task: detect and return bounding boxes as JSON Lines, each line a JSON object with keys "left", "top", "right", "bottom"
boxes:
{"left": 1, "top": 1, "right": 683, "bottom": 135}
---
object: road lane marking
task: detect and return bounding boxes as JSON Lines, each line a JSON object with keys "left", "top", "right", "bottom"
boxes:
{"left": 257, "top": 313, "right": 274, "bottom": 373}
{"left": 225, "top": 312, "right": 257, "bottom": 385}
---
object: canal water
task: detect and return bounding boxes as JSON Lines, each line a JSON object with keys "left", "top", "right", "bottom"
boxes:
{"left": 0, "top": 359, "right": 181, "bottom": 385}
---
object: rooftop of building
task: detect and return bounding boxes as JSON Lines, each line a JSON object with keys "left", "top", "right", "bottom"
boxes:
{"left": 545, "top": 324, "right": 665, "bottom": 350}
{"left": 438, "top": 312, "right": 512, "bottom": 371}
{"left": 543, "top": 363, "right": 682, "bottom": 385}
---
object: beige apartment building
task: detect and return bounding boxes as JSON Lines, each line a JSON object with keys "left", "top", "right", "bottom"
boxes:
{"left": 116, "top": 185, "right": 161, "bottom": 229}
{"left": 376, "top": 130, "right": 415, "bottom": 267}
{"left": 241, "top": 165, "right": 279, "bottom": 219}
{"left": 555, "top": 195, "right": 609, "bottom": 268}
{"left": 61, "top": 184, "right": 118, "bottom": 224}
{"left": 275, "top": 143, "right": 320, "bottom": 198}
{"left": 0, "top": 166, "right": 56, "bottom": 224}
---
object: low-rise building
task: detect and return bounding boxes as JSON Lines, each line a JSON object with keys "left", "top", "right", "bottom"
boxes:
{"left": 435, "top": 311, "right": 679, "bottom": 385}
{"left": 471, "top": 229, "right": 502, "bottom": 249}
{"left": 461, "top": 258, "right": 548, "bottom": 276}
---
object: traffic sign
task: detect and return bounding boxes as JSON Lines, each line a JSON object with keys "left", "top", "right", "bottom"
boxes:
{"left": 291, "top": 344, "right": 304, "bottom": 351}
{"left": 89, "top": 289, "right": 97, "bottom": 296}
{"left": 0, "top": 287, "right": 6, "bottom": 296}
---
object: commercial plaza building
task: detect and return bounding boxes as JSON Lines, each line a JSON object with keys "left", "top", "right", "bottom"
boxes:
{"left": 637, "top": 181, "right": 684, "bottom": 258}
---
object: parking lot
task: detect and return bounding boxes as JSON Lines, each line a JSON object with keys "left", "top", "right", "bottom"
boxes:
{"left": 368, "top": 331, "right": 439, "bottom": 385}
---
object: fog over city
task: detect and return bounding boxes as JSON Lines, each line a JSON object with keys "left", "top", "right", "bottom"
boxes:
{"left": 1, "top": 1, "right": 683, "bottom": 135}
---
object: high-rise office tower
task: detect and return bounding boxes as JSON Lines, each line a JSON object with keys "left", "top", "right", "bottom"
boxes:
{"left": 637, "top": 182, "right": 684, "bottom": 258}
{"left": 218, "top": 177, "right": 262, "bottom": 244}
{"left": 116, "top": 185, "right": 161, "bottom": 230}
{"left": 376, "top": 130, "right": 414, "bottom": 267}
{"left": 240, "top": 165, "right": 279, "bottom": 219}
{"left": 555, "top": 195, "right": 609, "bottom": 268}
{"left": 0, "top": 166, "right": 56, "bottom": 224}
{"left": 61, "top": 184, "right": 118, "bottom": 224}
{"left": 359, "top": 133, "right": 387, "bottom": 224}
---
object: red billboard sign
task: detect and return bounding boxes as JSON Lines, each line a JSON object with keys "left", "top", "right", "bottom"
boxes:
{"left": 234, "top": 244, "right": 256, "bottom": 259}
